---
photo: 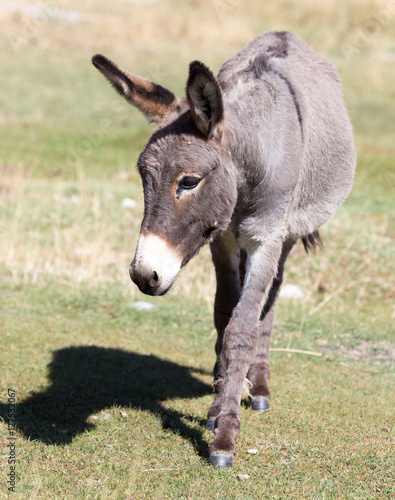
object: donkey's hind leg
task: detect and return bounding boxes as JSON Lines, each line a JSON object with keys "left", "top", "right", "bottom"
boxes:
{"left": 247, "top": 239, "right": 295, "bottom": 411}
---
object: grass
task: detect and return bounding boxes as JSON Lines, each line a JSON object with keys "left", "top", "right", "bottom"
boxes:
{"left": 0, "top": 0, "right": 394, "bottom": 498}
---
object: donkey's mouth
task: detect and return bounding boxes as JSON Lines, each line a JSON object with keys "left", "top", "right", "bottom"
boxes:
{"left": 136, "top": 282, "right": 174, "bottom": 297}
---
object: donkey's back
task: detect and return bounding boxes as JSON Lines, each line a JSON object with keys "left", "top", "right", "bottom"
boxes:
{"left": 219, "top": 31, "right": 356, "bottom": 239}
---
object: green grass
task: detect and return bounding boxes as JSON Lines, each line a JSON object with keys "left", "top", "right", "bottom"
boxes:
{"left": 1, "top": 282, "right": 393, "bottom": 498}
{"left": 1, "top": 0, "right": 394, "bottom": 498}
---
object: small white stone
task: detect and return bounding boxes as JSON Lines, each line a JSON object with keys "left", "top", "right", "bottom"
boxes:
{"left": 69, "top": 195, "right": 80, "bottom": 204}
{"left": 132, "top": 301, "right": 155, "bottom": 311}
{"left": 279, "top": 284, "right": 304, "bottom": 300}
{"left": 247, "top": 448, "right": 258, "bottom": 455}
{"left": 237, "top": 474, "right": 250, "bottom": 481}
{"left": 121, "top": 198, "right": 137, "bottom": 208}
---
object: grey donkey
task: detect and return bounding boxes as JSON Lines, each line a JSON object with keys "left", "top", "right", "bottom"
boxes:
{"left": 92, "top": 31, "right": 356, "bottom": 467}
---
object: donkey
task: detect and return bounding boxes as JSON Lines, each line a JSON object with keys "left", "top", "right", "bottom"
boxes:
{"left": 92, "top": 31, "right": 355, "bottom": 467}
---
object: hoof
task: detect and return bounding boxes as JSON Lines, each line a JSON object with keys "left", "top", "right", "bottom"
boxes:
{"left": 206, "top": 417, "right": 216, "bottom": 431}
{"left": 209, "top": 453, "right": 233, "bottom": 468}
{"left": 250, "top": 395, "right": 270, "bottom": 412}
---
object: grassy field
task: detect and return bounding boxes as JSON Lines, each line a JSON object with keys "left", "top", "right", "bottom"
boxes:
{"left": 1, "top": 0, "right": 394, "bottom": 498}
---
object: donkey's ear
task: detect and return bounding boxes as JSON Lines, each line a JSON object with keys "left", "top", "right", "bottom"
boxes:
{"left": 186, "top": 61, "right": 224, "bottom": 141}
{"left": 92, "top": 54, "right": 180, "bottom": 123}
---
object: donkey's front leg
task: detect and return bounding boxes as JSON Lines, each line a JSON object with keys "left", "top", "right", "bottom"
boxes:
{"left": 207, "top": 233, "right": 242, "bottom": 431}
{"left": 209, "top": 239, "right": 283, "bottom": 468}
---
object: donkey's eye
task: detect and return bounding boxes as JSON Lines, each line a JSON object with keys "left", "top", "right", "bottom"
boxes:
{"left": 178, "top": 176, "right": 201, "bottom": 190}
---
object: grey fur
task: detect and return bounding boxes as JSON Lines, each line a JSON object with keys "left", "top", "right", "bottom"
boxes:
{"left": 92, "top": 31, "right": 356, "bottom": 466}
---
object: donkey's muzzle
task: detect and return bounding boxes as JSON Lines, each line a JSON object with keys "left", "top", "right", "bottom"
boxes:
{"left": 129, "top": 232, "right": 182, "bottom": 296}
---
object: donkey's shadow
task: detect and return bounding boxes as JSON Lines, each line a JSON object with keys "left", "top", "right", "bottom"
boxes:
{"left": 0, "top": 346, "right": 211, "bottom": 457}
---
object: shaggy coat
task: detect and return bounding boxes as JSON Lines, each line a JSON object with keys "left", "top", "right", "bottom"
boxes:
{"left": 92, "top": 31, "right": 356, "bottom": 467}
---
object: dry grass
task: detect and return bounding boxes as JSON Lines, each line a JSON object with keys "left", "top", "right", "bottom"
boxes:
{"left": 2, "top": 0, "right": 394, "bottom": 82}
{"left": 0, "top": 164, "right": 217, "bottom": 305}
{"left": 1, "top": 162, "right": 393, "bottom": 329}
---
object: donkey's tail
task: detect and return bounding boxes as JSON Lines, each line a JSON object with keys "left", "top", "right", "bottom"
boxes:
{"left": 301, "top": 230, "right": 323, "bottom": 253}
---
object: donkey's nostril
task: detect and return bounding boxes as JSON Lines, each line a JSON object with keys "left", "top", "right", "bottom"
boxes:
{"left": 149, "top": 271, "right": 159, "bottom": 288}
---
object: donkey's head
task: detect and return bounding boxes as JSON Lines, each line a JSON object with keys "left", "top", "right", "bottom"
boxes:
{"left": 92, "top": 55, "right": 237, "bottom": 295}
